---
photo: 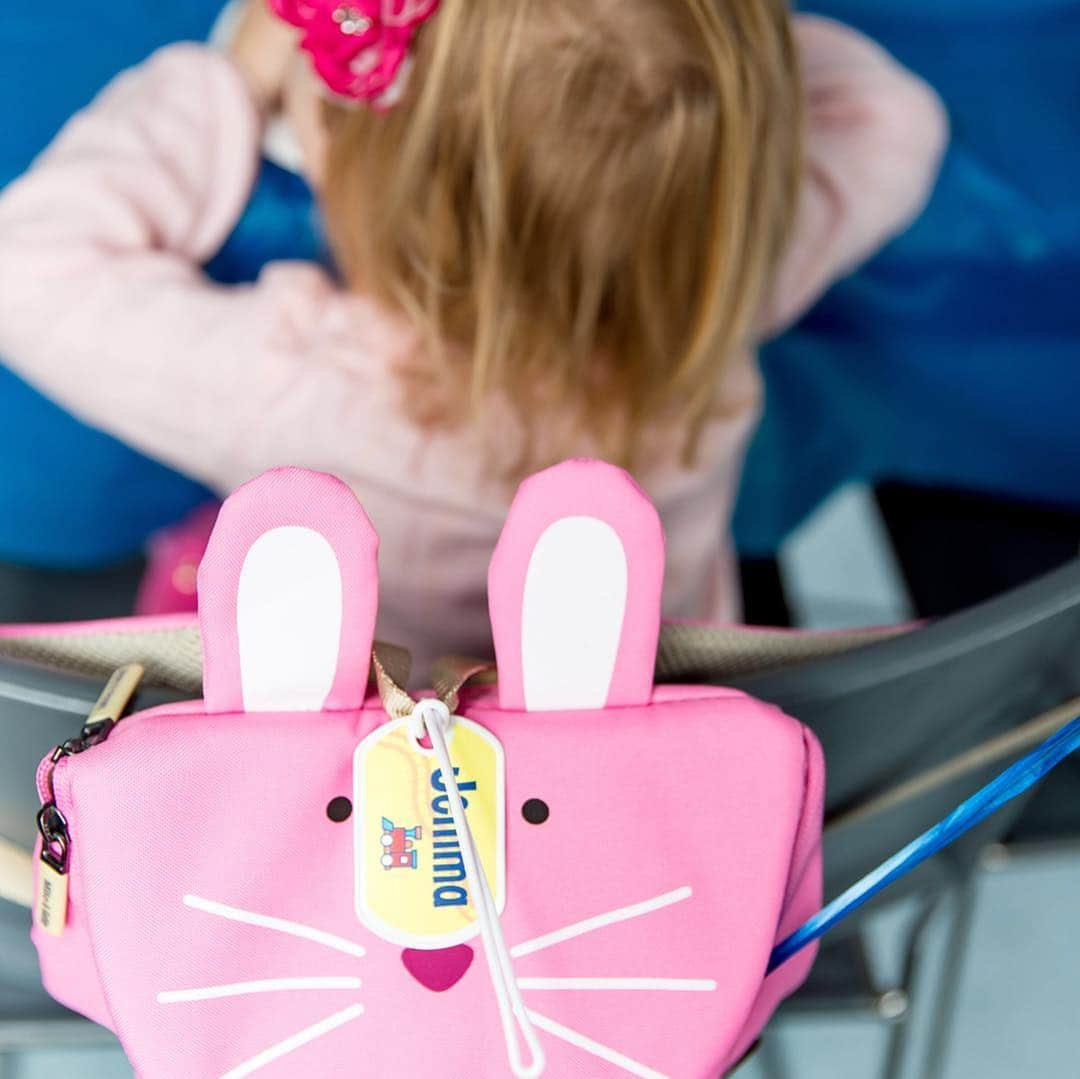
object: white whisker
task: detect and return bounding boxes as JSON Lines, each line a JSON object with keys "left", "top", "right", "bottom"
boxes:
{"left": 184, "top": 895, "right": 365, "bottom": 958}
{"left": 526, "top": 1009, "right": 667, "bottom": 1079}
{"left": 511, "top": 887, "right": 692, "bottom": 959}
{"left": 518, "top": 977, "right": 716, "bottom": 992}
{"left": 158, "top": 977, "right": 362, "bottom": 1004}
{"left": 219, "top": 1003, "right": 364, "bottom": 1079}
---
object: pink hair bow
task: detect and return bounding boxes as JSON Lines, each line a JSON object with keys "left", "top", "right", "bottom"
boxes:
{"left": 268, "top": 0, "right": 440, "bottom": 107}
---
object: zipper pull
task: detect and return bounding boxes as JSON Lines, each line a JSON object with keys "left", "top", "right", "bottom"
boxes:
{"left": 35, "top": 664, "right": 144, "bottom": 936}
{"left": 35, "top": 803, "right": 70, "bottom": 936}
{"left": 50, "top": 663, "right": 144, "bottom": 762}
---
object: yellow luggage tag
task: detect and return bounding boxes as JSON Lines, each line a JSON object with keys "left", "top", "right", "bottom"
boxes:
{"left": 354, "top": 714, "right": 505, "bottom": 948}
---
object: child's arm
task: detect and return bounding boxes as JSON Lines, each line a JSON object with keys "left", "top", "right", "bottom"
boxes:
{"left": 0, "top": 45, "right": 354, "bottom": 492}
{"left": 763, "top": 16, "right": 949, "bottom": 332}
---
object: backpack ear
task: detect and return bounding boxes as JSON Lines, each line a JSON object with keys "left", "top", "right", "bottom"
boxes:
{"left": 488, "top": 459, "right": 664, "bottom": 711}
{"left": 198, "top": 468, "right": 378, "bottom": 713}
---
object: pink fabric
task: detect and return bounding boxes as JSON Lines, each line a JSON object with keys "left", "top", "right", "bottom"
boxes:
{"left": 728, "top": 726, "right": 826, "bottom": 1065}
{"left": 0, "top": 21, "right": 946, "bottom": 680}
{"left": 135, "top": 502, "right": 219, "bottom": 616}
{"left": 32, "top": 465, "right": 824, "bottom": 1077}
{"left": 198, "top": 467, "right": 379, "bottom": 712}
{"left": 763, "top": 18, "right": 949, "bottom": 332}
{"left": 37, "top": 690, "right": 821, "bottom": 1077}
{"left": 489, "top": 460, "right": 665, "bottom": 710}
{"left": 32, "top": 825, "right": 113, "bottom": 1030}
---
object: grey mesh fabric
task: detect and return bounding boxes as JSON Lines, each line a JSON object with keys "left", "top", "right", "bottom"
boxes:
{"left": 726, "top": 559, "right": 1080, "bottom": 905}
{"left": 655, "top": 623, "right": 908, "bottom": 682}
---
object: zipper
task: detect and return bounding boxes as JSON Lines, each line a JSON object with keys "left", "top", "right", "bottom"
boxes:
{"left": 34, "top": 664, "right": 144, "bottom": 936}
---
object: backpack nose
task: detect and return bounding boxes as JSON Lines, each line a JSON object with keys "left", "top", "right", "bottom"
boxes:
{"left": 402, "top": 945, "right": 474, "bottom": 992}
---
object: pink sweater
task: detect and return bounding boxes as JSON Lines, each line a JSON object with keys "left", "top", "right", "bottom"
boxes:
{"left": 0, "top": 18, "right": 946, "bottom": 675}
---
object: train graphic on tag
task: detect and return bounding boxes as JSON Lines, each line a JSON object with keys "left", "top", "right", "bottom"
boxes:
{"left": 380, "top": 817, "right": 422, "bottom": 870}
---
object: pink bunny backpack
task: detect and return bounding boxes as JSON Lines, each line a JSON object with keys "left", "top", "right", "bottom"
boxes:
{"left": 32, "top": 462, "right": 824, "bottom": 1078}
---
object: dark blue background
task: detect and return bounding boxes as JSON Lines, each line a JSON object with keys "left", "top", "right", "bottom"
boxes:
{"left": 0, "top": 3, "right": 320, "bottom": 566}
{"left": 734, "top": 0, "right": 1080, "bottom": 552}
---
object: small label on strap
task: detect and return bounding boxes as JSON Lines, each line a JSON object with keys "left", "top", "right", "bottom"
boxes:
{"left": 354, "top": 717, "right": 505, "bottom": 949}
{"left": 88, "top": 663, "right": 144, "bottom": 726}
{"left": 35, "top": 861, "right": 69, "bottom": 937}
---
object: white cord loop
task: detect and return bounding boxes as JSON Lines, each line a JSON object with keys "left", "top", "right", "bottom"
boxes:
{"left": 412, "top": 700, "right": 546, "bottom": 1079}
{"left": 407, "top": 698, "right": 452, "bottom": 742}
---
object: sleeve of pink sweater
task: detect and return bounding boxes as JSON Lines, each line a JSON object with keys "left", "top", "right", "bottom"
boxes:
{"left": 0, "top": 45, "right": 367, "bottom": 493}
{"left": 763, "top": 16, "right": 949, "bottom": 332}
{"left": 0, "top": 27, "right": 946, "bottom": 492}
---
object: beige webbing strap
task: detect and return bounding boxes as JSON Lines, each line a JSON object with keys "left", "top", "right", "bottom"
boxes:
{"left": 0, "top": 619, "right": 912, "bottom": 696}
{"left": 829, "top": 695, "right": 1080, "bottom": 833}
{"left": 0, "top": 835, "right": 33, "bottom": 909}
{"left": 655, "top": 622, "right": 910, "bottom": 683}
{"left": 0, "top": 623, "right": 203, "bottom": 693}
{"left": 371, "top": 646, "right": 416, "bottom": 720}
{"left": 372, "top": 647, "right": 495, "bottom": 720}
{"left": 432, "top": 656, "right": 498, "bottom": 713}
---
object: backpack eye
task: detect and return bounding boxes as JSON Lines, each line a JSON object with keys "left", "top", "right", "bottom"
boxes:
{"left": 521, "top": 798, "right": 550, "bottom": 825}
{"left": 327, "top": 796, "right": 353, "bottom": 822}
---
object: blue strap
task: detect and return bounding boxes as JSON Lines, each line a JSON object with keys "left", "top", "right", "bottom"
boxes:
{"left": 768, "top": 714, "right": 1080, "bottom": 974}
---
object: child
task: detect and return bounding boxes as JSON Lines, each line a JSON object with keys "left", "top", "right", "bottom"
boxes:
{"left": 0, "top": 0, "right": 946, "bottom": 676}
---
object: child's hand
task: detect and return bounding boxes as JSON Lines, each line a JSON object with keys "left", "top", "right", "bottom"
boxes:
{"left": 229, "top": 0, "right": 300, "bottom": 112}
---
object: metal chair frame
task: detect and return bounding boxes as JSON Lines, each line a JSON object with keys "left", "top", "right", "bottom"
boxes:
{"left": 764, "top": 695, "right": 1080, "bottom": 1079}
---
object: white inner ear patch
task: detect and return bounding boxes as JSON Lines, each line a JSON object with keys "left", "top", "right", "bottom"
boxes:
{"left": 237, "top": 526, "right": 343, "bottom": 712}
{"left": 521, "top": 516, "right": 628, "bottom": 711}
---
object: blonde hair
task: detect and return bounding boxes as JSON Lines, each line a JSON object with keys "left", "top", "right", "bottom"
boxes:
{"left": 321, "top": 0, "right": 801, "bottom": 471}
